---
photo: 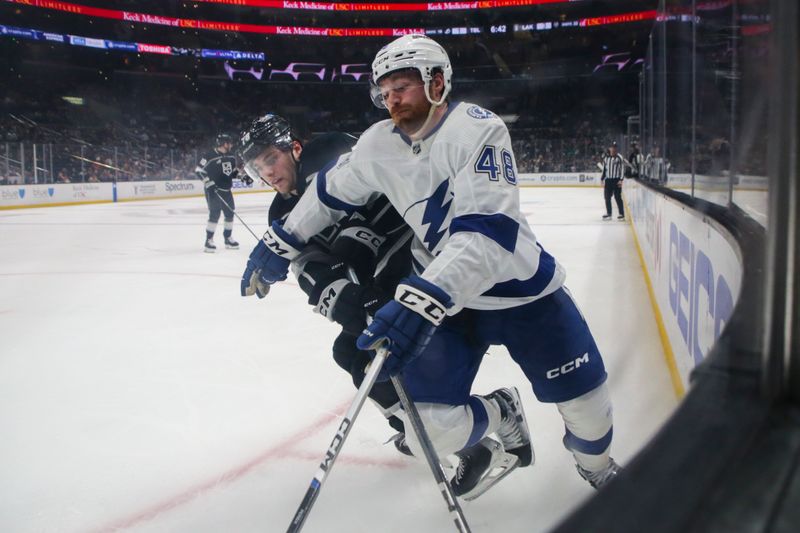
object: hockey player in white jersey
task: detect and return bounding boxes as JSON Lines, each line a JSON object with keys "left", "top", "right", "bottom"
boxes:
{"left": 241, "top": 34, "right": 620, "bottom": 491}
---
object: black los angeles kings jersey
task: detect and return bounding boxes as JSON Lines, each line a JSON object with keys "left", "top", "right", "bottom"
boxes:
{"left": 269, "top": 132, "right": 412, "bottom": 288}
{"left": 195, "top": 149, "right": 238, "bottom": 190}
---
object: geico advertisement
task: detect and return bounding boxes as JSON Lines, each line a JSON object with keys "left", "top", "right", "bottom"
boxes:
{"left": 626, "top": 180, "right": 743, "bottom": 387}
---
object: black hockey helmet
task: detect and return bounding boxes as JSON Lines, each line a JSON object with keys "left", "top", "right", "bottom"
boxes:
{"left": 237, "top": 113, "right": 295, "bottom": 164}
{"left": 215, "top": 133, "right": 234, "bottom": 147}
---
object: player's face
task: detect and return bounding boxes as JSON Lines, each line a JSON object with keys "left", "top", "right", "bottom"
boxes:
{"left": 218, "top": 142, "right": 232, "bottom": 154}
{"left": 246, "top": 144, "right": 299, "bottom": 195}
{"left": 378, "top": 71, "right": 431, "bottom": 134}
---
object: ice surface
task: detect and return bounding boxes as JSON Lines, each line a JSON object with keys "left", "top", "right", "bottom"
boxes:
{"left": 0, "top": 188, "right": 678, "bottom": 533}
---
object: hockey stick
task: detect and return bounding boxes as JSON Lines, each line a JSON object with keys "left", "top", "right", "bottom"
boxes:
{"left": 390, "top": 374, "right": 472, "bottom": 533}
{"left": 211, "top": 188, "right": 260, "bottom": 241}
{"left": 286, "top": 345, "right": 390, "bottom": 533}
{"left": 343, "top": 269, "right": 471, "bottom": 532}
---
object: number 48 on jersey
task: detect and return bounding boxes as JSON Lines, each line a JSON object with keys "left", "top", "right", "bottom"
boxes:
{"left": 474, "top": 145, "right": 517, "bottom": 185}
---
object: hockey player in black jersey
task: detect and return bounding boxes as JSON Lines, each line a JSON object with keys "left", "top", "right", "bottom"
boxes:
{"left": 195, "top": 133, "right": 251, "bottom": 252}
{"left": 238, "top": 114, "right": 518, "bottom": 500}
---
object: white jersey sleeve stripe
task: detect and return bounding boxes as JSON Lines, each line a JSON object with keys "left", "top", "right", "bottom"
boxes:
{"left": 449, "top": 213, "right": 519, "bottom": 253}
{"left": 315, "top": 161, "right": 365, "bottom": 214}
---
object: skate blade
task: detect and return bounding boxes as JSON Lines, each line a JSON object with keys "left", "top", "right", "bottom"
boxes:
{"left": 225, "top": 244, "right": 239, "bottom": 249}
{"left": 505, "top": 386, "right": 534, "bottom": 467}
{"left": 461, "top": 452, "right": 520, "bottom": 501}
{"left": 204, "top": 248, "right": 215, "bottom": 253}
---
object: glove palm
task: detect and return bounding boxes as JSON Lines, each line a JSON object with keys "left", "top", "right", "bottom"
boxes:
{"left": 240, "top": 220, "right": 304, "bottom": 296}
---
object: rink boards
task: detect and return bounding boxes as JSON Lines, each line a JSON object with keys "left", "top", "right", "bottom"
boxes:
{"left": 0, "top": 173, "right": 605, "bottom": 209}
{"left": 624, "top": 179, "right": 744, "bottom": 393}
{"left": 0, "top": 179, "right": 273, "bottom": 209}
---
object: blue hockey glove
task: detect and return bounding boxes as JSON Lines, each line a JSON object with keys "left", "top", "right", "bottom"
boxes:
{"left": 240, "top": 267, "right": 271, "bottom": 298}
{"left": 240, "top": 220, "right": 304, "bottom": 297}
{"left": 356, "top": 276, "right": 452, "bottom": 381}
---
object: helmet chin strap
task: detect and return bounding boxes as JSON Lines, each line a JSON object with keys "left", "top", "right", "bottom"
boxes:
{"left": 407, "top": 79, "right": 447, "bottom": 142}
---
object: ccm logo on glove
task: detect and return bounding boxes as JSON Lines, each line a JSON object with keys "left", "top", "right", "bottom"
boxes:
{"left": 263, "top": 226, "right": 300, "bottom": 258}
{"left": 395, "top": 285, "right": 448, "bottom": 325}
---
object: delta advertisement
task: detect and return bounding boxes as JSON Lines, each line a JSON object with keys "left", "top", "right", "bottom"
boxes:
{"left": 624, "top": 179, "right": 743, "bottom": 389}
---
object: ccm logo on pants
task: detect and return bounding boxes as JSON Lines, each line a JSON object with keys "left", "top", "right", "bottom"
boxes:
{"left": 547, "top": 353, "right": 590, "bottom": 379}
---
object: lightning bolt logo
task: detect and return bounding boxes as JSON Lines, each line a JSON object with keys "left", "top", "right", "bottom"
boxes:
{"left": 420, "top": 180, "right": 453, "bottom": 251}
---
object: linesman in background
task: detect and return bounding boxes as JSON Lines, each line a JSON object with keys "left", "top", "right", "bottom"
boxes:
{"left": 599, "top": 142, "right": 630, "bottom": 221}
{"left": 195, "top": 133, "right": 251, "bottom": 252}
{"left": 644, "top": 145, "right": 670, "bottom": 184}
{"left": 627, "top": 140, "right": 644, "bottom": 179}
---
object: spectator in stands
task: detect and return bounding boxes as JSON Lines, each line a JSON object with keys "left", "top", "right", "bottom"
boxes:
{"left": 8, "top": 171, "right": 23, "bottom": 185}
{"left": 57, "top": 169, "right": 71, "bottom": 183}
{"left": 709, "top": 137, "right": 731, "bottom": 175}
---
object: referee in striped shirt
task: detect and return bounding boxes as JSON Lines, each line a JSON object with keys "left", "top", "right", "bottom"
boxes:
{"left": 600, "top": 142, "right": 630, "bottom": 220}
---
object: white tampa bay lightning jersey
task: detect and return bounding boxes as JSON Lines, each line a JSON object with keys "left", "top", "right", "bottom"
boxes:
{"left": 283, "top": 101, "right": 566, "bottom": 313}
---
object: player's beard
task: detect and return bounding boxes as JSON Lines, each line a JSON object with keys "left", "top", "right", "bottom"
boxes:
{"left": 389, "top": 99, "right": 432, "bottom": 135}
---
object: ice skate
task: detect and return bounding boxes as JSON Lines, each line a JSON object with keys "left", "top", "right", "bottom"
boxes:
{"left": 388, "top": 432, "right": 413, "bottom": 457}
{"left": 575, "top": 458, "right": 621, "bottom": 489}
{"left": 487, "top": 387, "right": 534, "bottom": 467}
{"left": 204, "top": 238, "right": 216, "bottom": 253}
{"left": 452, "top": 437, "right": 519, "bottom": 501}
{"left": 224, "top": 237, "right": 239, "bottom": 249}
{"left": 602, "top": 214, "right": 612, "bottom": 221}
{"left": 617, "top": 214, "right": 625, "bottom": 221}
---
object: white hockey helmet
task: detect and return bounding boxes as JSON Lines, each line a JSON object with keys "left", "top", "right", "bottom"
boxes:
{"left": 370, "top": 34, "right": 452, "bottom": 109}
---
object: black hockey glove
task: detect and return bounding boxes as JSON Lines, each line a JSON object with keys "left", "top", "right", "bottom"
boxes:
{"left": 295, "top": 257, "right": 391, "bottom": 334}
{"left": 296, "top": 259, "right": 348, "bottom": 305}
{"left": 201, "top": 176, "right": 217, "bottom": 193}
{"left": 330, "top": 225, "right": 384, "bottom": 283}
{"left": 327, "top": 282, "right": 391, "bottom": 335}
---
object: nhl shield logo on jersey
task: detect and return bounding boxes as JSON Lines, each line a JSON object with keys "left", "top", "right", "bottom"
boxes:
{"left": 466, "top": 105, "right": 495, "bottom": 120}
{"left": 222, "top": 161, "right": 233, "bottom": 175}
{"left": 335, "top": 153, "right": 352, "bottom": 169}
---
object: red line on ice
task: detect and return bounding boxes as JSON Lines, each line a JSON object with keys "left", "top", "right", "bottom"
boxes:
{"left": 87, "top": 399, "right": 354, "bottom": 533}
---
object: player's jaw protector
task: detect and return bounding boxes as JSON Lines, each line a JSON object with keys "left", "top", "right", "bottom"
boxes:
{"left": 370, "top": 34, "right": 453, "bottom": 141}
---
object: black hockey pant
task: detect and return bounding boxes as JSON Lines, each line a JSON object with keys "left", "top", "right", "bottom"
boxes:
{"left": 333, "top": 330, "right": 404, "bottom": 434}
{"left": 604, "top": 178, "right": 624, "bottom": 216}
{"left": 206, "top": 188, "right": 235, "bottom": 237}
